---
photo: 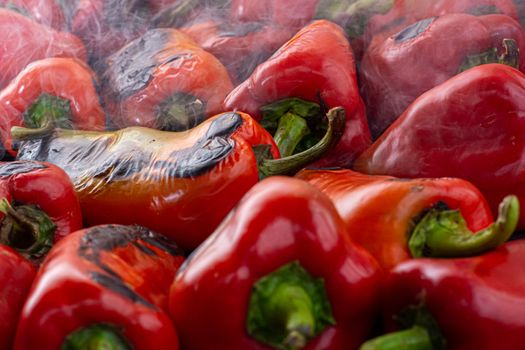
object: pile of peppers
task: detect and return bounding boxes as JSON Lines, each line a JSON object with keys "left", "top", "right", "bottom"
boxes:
{"left": 2, "top": 0, "right": 525, "bottom": 349}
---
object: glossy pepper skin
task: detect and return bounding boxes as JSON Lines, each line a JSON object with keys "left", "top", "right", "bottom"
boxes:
{"left": 13, "top": 225, "right": 184, "bottom": 350}
{"left": 0, "top": 58, "right": 106, "bottom": 158}
{"left": 355, "top": 64, "right": 525, "bottom": 230}
{"left": 102, "top": 28, "right": 234, "bottom": 131}
{"left": 0, "top": 9, "right": 86, "bottom": 90}
{"left": 0, "top": 0, "right": 66, "bottom": 29}
{"left": 0, "top": 246, "right": 35, "bottom": 350}
{"left": 224, "top": 20, "right": 370, "bottom": 167}
{"left": 181, "top": 18, "right": 295, "bottom": 84}
{"left": 367, "top": 240, "right": 525, "bottom": 350}
{"left": 169, "top": 177, "right": 382, "bottom": 350}
{"left": 296, "top": 169, "right": 519, "bottom": 270}
{"left": 361, "top": 13, "right": 525, "bottom": 138}
{"left": 0, "top": 161, "right": 82, "bottom": 260}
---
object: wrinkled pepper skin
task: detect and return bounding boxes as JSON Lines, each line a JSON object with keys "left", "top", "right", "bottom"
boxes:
{"left": 0, "top": 160, "right": 82, "bottom": 243}
{"left": 224, "top": 20, "right": 370, "bottom": 167}
{"left": 13, "top": 225, "right": 184, "bottom": 350}
{"left": 361, "top": 13, "right": 525, "bottom": 138}
{"left": 296, "top": 169, "right": 495, "bottom": 270}
{"left": 354, "top": 64, "right": 525, "bottom": 230}
{"left": 380, "top": 240, "right": 525, "bottom": 350}
{"left": 169, "top": 177, "right": 382, "bottom": 350}
{"left": 0, "top": 58, "right": 106, "bottom": 158}
{"left": 0, "top": 246, "right": 35, "bottom": 350}
{"left": 70, "top": 0, "right": 149, "bottom": 62}
{"left": 0, "top": 0, "right": 66, "bottom": 29}
{"left": 181, "top": 19, "right": 295, "bottom": 84}
{"left": 0, "top": 9, "right": 86, "bottom": 90}
{"left": 15, "top": 111, "right": 280, "bottom": 251}
{"left": 102, "top": 28, "right": 233, "bottom": 131}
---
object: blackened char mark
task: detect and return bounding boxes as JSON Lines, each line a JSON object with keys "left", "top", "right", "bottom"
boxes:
{"left": 155, "top": 112, "right": 243, "bottom": 178}
{"left": 0, "top": 161, "right": 47, "bottom": 177}
{"left": 394, "top": 17, "right": 436, "bottom": 43}
{"left": 469, "top": 5, "right": 500, "bottom": 16}
{"left": 104, "top": 29, "right": 192, "bottom": 101}
{"left": 78, "top": 225, "right": 185, "bottom": 308}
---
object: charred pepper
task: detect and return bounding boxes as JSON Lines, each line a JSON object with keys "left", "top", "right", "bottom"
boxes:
{"left": 297, "top": 168, "right": 519, "bottom": 270}
{"left": 355, "top": 64, "right": 525, "bottom": 231}
{"left": 0, "top": 57, "right": 106, "bottom": 158}
{"left": 13, "top": 224, "right": 185, "bottom": 350}
{"left": 224, "top": 20, "right": 370, "bottom": 167}
{"left": 13, "top": 108, "right": 344, "bottom": 251}
{"left": 102, "top": 28, "right": 234, "bottom": 131}
{"left": 169, "top": 176, "right": 382, "bottom": 350}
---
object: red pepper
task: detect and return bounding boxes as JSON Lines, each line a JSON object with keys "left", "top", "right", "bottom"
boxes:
{"left": 360, "top": 240, "right": 525, "bottom": 350}
{"left": 0, "top": 0, "right": 66, "bottom": 29}
{"left": 181, "top": 18, "right": 296, "bottom": 84}
{"left": 0, "top": 57, "right": 106, "bottom": 158}
{"left": 0, "top": 160, "right": 82, "bottom": 262}
{"left": 102, "top": 28, "right": 234, "bottom": 131}
{"left": 224, "top": 20, "right": 370, "bottom": 167}
{"left": 13, "top": 109, "right": 344, "bottom": 251}
{"left": 296, "top": 168, "right": 519, "bottom": 270}
{"left": 229, "top": 0, "right": 319, "bottom": 27}
{"left": 0, "top": 9, "right": 86, "bottom": 90}
{"left": 13, "top": 224, "right": 184, "bottom": 350}
{"left": 361, "top": 13, "right": 525, "bottom": 137}
{"left": 0, "top": 245, "right": 35, "bottom": 350}
{"left": 70, "top": 0, "right": 149, "bottom": 62}
{"left": 169, "top": 176, "right": 382, "bottom": 349}
{"left": 354, "top": 64, "right": 525, "bottom": 230}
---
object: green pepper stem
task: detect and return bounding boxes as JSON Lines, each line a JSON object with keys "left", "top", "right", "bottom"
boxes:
{"left": 409, "top": 195, "right": 519, "bottom": 258}
{"left": 156, "top": 92, "right": 206, "bottom": 131}
{"left": 61, "top": 324, "right": 132, "bottom": 350}
{"left": 258, "top": 107, "right": 345, "bottom": 178}
{"left": 458, "top": 38, "right": 520, "bottom": 73}
{"left": 11, "top": 118, "right": 55, "bottom": 142}
{"left": 0, "top": 198, "right": 56, "bottom": 261}
{"left": 273, "top": 113, "right": 311, "bottom": 157}
{"left": 359, "top": 326, "right": 434, "bottom": 350}
{"left": 23, "top": 93, "right": 72, "bottom": 129}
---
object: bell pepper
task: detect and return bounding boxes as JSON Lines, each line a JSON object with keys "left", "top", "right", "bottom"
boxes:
{"left": 13, "top": 108, "right": 344, "bottom": 251}
{"left": 361, "top": 13, "right": 525, "bottom": 138}
{"left": 0, "top": 9, "right": 86, "bottom": 90}
{"left": 296, "top": 168, "right": 519, "bottom": 270}
{"left": 181, "top": 18, "right": 296, "bottom": 84}
{"left": 70, "top": 0, "right": 149, "bottom": 62}
{"left": 102, "top": 28, "right": 234, "bottom": 131}
{"left": 354, "top": 64, "right": 525, "bottom": 231}
{"left": 0, "top": 0, "right": 66, "bottom": 29}
{"left": 360, "top": 239, "right": 525, "bottom": 350}
{"left": 169, "top": 176, "right": 382, "bottom": 350}
{"left": 224, "top": 20, "right": 370, "bottom": 167}
{"left": 0, "top": 160, "right": 82, "bottom": 262}
{"left": 13, "top": 224, "right": 184, "bottom": 350}
{"left": 0, "top": 57, "right": 106, "bottom": 158}
{"left": 0, "top": 245, "right": 35, "bottom": 350}
{"left": 229, "top": 0, "right": 319, "bottom": 27}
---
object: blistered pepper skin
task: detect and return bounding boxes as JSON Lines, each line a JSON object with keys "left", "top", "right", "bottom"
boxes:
{"left": 355, "top": 64, "right": 525, "bottom": 229}
{"left": 169, "top": 177, "right": 382, "bottom": 350}
{"left": 296, "top": 168, "right": 494, "bottom": 270}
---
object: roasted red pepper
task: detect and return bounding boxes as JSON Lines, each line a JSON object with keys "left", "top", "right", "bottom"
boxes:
{"left": 360, "top": 240, "right": 525, "bottom": 350}
{"left": 224, "top": 20, "right": 370, "bottom": 167}
{"left": 355, "top": 64, "right": 525, "bottom": 230}
{"left": 0, "top": 245, "right": 35, "bottom": 350}
{"left": 361, "top": 13, "right": 525, "bottom": 137}
{"left": 13, "top": 108, "right": 344, "bottom": 251}
{"left": 229, "top": 0, "right": 319, "bottom": 27}
{"left": 297, "top": 168, "right": 519, "bottom": 270}
{"left": 0, "top": 0, "right": 66, "bottom": 29}
{"left": 0, "top": 57, "right": 106, "bottom": 158}
{"left": 181, "top": 18, "right": 296, "bottom": 84}
{"left": 0, "top": 9, "right": 86, "bottom": 90}
{"left": 102, "top": 28, "right": 234, "bottom": 131}
{"left": 169, "top": 176, "right": 382, "bottom": 349}
{"left": 13, "top": 224, "right": 184, "bottom": 350}
{"left": 0, "top": 160, "right": 82, "bottom": 261}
